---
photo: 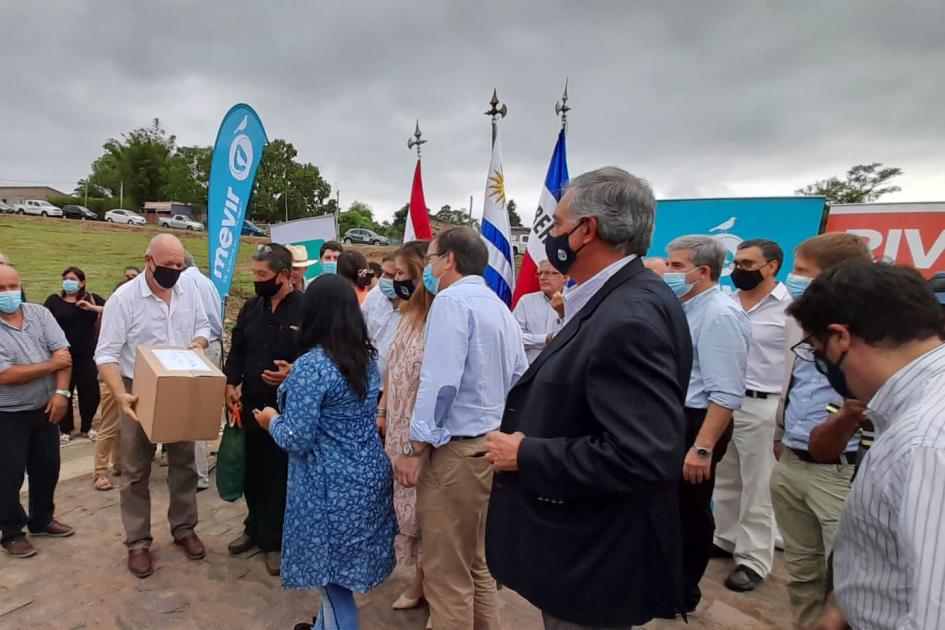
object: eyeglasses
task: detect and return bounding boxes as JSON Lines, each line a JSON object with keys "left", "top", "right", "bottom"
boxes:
{"left": 424, "top": 251, "right": 446, "bottom": 264}
{"left": 732, "top": 259, "right": 770, "bottom": 271}
{"left": 256, "top": 244, "right": 273, "bottom": 254}
{"left": 791, "top": 336, "right": 817, "bottom": 363}
{"left": 537, "top": 270, "right": 562, "bottom": 277}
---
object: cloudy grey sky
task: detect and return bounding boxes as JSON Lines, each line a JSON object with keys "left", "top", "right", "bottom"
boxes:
{"left": 1, "top": 1, "right": 943, "bottom": 224}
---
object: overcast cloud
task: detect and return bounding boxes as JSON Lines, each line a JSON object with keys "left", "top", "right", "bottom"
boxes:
{"left": 1, "top": 0, "right": 943, "bottom": 224}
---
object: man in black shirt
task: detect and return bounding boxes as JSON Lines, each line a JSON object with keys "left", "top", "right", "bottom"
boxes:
{"left": 223, "top": 243, "right": 303, "bottom": 576}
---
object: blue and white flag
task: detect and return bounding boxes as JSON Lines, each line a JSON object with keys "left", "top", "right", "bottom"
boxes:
{"left": 512, "top": 129, "right": 569, "bottom": 307}
{"left": 207, "top": 103, "right": 267, "bottom": 302}
{"left": 480, "top": 129, "right": 515, "bottom": 306}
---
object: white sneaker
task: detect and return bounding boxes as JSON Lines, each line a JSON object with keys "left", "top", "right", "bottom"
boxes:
{"left": 87, "top": 429, "right": 97, "bottom": 441}
{"left": 59, "top": 434, "right": 71, "bottom": 446}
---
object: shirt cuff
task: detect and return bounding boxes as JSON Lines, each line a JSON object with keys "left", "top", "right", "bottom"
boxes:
{"left": 409, "top": 422, "right": 451, "bottom": 448}
{"left": 708, "top": 391, "right": 744, "bottom": 411}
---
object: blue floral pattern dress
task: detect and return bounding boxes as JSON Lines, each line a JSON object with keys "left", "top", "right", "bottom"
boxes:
{"left": 269, "top": 346, "right": 397, "bottom": 592}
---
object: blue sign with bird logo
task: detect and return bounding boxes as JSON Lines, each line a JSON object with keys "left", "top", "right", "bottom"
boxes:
{"left": 649, "top": 196, "right": 826, "bottom": 287}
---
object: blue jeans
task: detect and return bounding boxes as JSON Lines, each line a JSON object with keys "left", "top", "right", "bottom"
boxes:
{"left": 315, "top": 584, "right": 359, "bottom": 630}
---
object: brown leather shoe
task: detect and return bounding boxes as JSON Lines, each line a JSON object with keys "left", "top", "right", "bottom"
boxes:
{"left": 174, "top": 533, "right": 206, "bottom": 560}
{"left": 264, "top": 551, "right": 281, "bottom": 576}
{"left": 29, "top": 520, "right": 75, "bottom": 537}
{"left": 2, "top": 537, "right": 37, "bottom": 558}
{"left": 128, "top": 548, "right": 153, "bottom": 578}
{"left": 227, "top": 533, "right": 255, "bottom": 555}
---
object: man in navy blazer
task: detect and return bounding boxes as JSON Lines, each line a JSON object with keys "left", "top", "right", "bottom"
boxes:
{"left": 484, "top": 167, "right": 692, "bottom": 629}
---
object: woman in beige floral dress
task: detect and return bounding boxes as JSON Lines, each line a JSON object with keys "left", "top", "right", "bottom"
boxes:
{"left": 377, "top": 240, "right": 435, "bottom": 611}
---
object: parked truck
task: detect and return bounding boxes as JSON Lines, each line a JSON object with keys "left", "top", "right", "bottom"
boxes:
{"left": 14, "top": 199, "right": 63, "bottom": 217}
{"left": 158, "top": 214, "right": 205, "bottom": 231}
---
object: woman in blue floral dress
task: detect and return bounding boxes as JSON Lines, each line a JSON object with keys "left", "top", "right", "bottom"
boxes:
{"left": 255, "top": 274, "right": 396, "bottom": 630}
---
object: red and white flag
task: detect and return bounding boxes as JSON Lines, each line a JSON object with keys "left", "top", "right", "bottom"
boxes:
{"left": 403, "top": 160, "right": 433, "bottom": 242}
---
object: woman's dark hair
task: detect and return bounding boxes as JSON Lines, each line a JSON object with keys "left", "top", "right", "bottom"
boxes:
{"left": 338, "top": 250, "right": 372, "bottom": 288}
{"left": 299, "top": 274, "right": 376, "bottom": 398}
{"left": 62, "top": 266, "right": 87, "bottom": 298}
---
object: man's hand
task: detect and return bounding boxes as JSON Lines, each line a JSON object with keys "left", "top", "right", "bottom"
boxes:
{"left": 395, "top": 454, "right": 423, "bottom": 488}
{"left": 811, "top": 597, "right": 849, "bottom": 630}
{"left": 48, "top": 349, "right": 72, "bottom": 371}
{"left": 484, "top": 431, "right": 525, "bottom": 472}
{"left": 261, "top": 360, "right": 292, "bottom": 387}
{"left": 186, "top": 341, "right": 205, "bottom": 352}
{"left": 774, "top": 440, "right": 785, "bottom": 461}
{"left": 683, "top": 448, "right": 712, "bottom": 484}
{"left": 550, "top": 291, "right": 565, "bottom": 318}
{"left": 118, "top": 392, "right": 139, "bottom": 422}
{"left": 254, "top": 406, "right": 278, "bottom": 430}
{"left": 45, "top": 394, "right": 69, "bottom": 423}
{"left": 225, "top": 384, "right": 241, "bottom": 410}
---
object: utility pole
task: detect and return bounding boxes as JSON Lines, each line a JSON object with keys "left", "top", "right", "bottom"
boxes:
{"left": 84, "top": 180, "right": 88, "bottom": 207}
{"left": 119, "top": 181, "right": 124, "bottom": 208}
{"left": 469, "top": 194, "right": 474, "bottom": 226}
{"left": 284, "top": 185, "right": 289, "bottom": 222}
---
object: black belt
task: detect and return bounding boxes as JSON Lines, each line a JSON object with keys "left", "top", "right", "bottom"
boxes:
{"left": 450, "top": 433, "right": 487, "bottom": 442}
{"left": 790, "top": 448, "right": 856, "bottom": 465}
{"left": 745, "top": 390, "right": 776, "bottom": 399}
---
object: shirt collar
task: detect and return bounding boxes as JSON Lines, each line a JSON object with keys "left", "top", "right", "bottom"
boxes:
{"left": 137, "top": 272, "right": 183, "bottom": 300}
{"left": 682, "top": 284, "right": 720, "bottom": 313}
{"left": 447, "top": 275, "right": 486, "bottom": 290}
{"left": 563, "top": 255, "right": 636, "bottom": 321}
{"left": 867, "top": 343, "right": 945, "bottom": 433}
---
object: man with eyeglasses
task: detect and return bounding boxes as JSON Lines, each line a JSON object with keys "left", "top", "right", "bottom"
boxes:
{"left": 512, "top": 260, "right": 566, "bottom": 364}
{"left": 769, "top": 232, "right": 872, "bottom": 628}
{"left": 711, "top": 239, "right": 790, "bottom": 593}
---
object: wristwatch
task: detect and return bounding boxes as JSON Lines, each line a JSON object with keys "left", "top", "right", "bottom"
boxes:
{"left": 693, "top": 444, "right": 712, "bottom": 460}
{"left": 55, "top": 389, "right": 72, "bottom": 399}
{"left": 402, "top": 442, "right": 425, "bottom": 458}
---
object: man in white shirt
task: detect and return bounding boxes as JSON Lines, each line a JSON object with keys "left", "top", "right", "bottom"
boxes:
{"left": 788, "top": 262, "right": 945, "bottom": 630}
{"left": 94, "top": 234, "right": 211, "bottom": 579}
{"left": 394, "top": 227, "right": 528, "bottom": 630}
{"left": 712, "top": 239, "right": 791, "bottom": 592}
{"left": 183, "top": 253, "right": 224, "bottom": 491}
{"left": 361, "top": 253, "right": 402, "bottom": 398}
{"left": 513, "top": 260, "right": 566, "bottom": 364}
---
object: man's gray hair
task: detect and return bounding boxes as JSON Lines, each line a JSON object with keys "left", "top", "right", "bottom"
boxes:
{"left": 666, "top": 235, "right": 727, "bottom": 281}
{"left": 183, "top": 251, "right": 196, "bottom": 268}
{"left": 565, "top": 167, "right": 656, "bottom": 256}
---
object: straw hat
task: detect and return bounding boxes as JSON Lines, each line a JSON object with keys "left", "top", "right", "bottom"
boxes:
{"left": 285, "top": 244, "right": 315, "bottom": 268}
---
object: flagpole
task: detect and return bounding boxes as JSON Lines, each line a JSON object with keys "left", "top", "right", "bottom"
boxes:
{"left": 484, "top": 88, "right": 507, "bottom": 148}
{"left": 555, "top": 78, "right": 571, "bottom": 133}
{"left": 407, "top": 120, "right": 426, "bottom": 159}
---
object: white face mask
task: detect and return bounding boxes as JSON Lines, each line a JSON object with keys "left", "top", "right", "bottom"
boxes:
{"left": 785, "top": 272, "right": 813, "bottom": 299}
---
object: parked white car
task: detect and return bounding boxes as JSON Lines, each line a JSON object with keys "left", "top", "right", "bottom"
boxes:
{"left": 0, "top": 201, "right": 15, "bottom": 214}
{"left": 14, "top": 199, "right": 63, "bottom": 217}
{"left": 158, "top": 214, "right": 204, "bottom": 231}
{"left": 105, "top": 209, "right": 147, "bottom": 225}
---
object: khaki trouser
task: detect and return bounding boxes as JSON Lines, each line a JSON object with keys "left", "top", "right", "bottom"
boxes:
{"left": 770, "top": 449, "right": 854, "bottom": 628}
{"left": 119, "top": 378, "right": 198, "bottom": 549}
{"left": 93, "top": 380, "right": 122, "bottom": 477}
{"left": 417, "top": 436, "right": 500, "bottom": 630}
{"left": 712, "top": 395, "right": 779, "bottom": 576}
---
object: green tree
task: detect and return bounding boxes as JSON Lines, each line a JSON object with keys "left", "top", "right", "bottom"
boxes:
{"left": 338, "top": 201, "right": 376, "bottom": 237}
{"left": 507, "top": 199, "right": 522, "bottom": 227}
{"left": 796, "top": 162, "right": 903, "bottom": 204}
{"left": 161, "top": 146, "right": 212, "bottom": 208}
{"left": 248, "top": 139, "right": 332, "bottom": 223}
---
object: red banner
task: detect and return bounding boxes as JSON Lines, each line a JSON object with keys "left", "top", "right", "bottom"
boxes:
{"left": 825, "top": 203, "right": 945, "bottom": 278}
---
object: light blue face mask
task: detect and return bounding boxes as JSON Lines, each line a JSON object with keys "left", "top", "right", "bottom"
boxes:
{"left": 0, "top": 290, "right": 22, "bottom": 314}
{"left": 322, "top": 261, "right": 337, "bottom": 275}
{"left": 379, "top": 277, "right": 397, "bottom": 300}
{"left": 422, "top": 264, "right": 440, "bottom": 295}
{"left": 785, "top": 272, "right": 812, "bottom": 299}
{"left": 663, "top": 271, "right": 694, "bottom": 298}
{"left": 63, "top": 279, "right": 80, "bottom": 294}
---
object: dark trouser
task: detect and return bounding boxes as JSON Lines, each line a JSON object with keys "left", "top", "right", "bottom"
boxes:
{"left": 59, "top": 353, "right": 100, "bottom": 435}
{"left": 679, "top": 406, "right": 734, "bottom": 609}
{"left": 542, "top": 611, "right": 631, "bottom": 629}
{"left": 243, "top": 425, "right": 288, "bottom": 552}
{"left": 0, "top": 408, "right": 60, "bottom": 544}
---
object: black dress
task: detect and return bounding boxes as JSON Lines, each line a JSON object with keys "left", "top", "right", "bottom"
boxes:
{"left": 43, "top": 292, "right": 105, "bottom": 435}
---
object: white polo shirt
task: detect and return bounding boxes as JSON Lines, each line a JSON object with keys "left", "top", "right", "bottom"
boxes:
{"left": 733, "top": 282, "right": 791, "bottom": 393}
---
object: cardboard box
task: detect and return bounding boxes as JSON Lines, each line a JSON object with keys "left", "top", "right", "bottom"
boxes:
{"left": 132, "top": 345, "right": 226, "bottom": 443}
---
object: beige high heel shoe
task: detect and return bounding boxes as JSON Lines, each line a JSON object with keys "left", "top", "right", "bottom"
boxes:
{"left": 391, "top": 592, "right": 424, "bottom": 610}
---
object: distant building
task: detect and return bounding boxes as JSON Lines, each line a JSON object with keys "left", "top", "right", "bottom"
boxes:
{"left": 0, "top": 186, "right": 66, "bottom": 204}
{"left": 143, "top": 201, "right": 197, "bottom": 225}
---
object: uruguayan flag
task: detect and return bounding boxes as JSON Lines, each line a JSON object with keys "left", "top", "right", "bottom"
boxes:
{"left": 480, "top": 130, "right": 515, "bottom": 306}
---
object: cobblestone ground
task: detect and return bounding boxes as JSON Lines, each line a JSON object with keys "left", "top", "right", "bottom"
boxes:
{"left": 0, "top": 440, "right": 792, "bottom": 629}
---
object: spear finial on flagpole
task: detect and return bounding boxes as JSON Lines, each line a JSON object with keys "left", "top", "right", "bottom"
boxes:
{"left": 484, "top": 88, "right": 508, "bottom": 147}
{"left": 555, "top": 78, "right": 571, "bottom": 131}
{"left": 407, "top": 120, "right": 426, "bottom": 159}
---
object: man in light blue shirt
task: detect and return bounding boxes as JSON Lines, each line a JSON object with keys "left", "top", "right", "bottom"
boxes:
{"left": 394, "top": 227, "right": 527, "bottom": 630}
{"left": 665, "top": 235, "right": 751, "bottom": 612}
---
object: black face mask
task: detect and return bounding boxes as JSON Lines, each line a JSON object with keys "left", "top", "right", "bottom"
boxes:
{"left": 731, "top": 268, "right": 765, "bottom": 291}
{"left": 814, "top": 349, "right": 856, "bottom": 400}
{"left": 151, "top": 265, "right": 182, "bottom": 289}
{"left": 254, "top": 276, "right": 282, "bottom": 299}
{"left": 544, "top": 220, "right": 586, "bottom": 275}
{"left": 393, "top": 278, "right": 415, "bottom": 300}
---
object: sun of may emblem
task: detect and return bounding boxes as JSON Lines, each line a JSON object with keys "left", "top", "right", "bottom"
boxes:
{"left": 487, "top": 168, "right": 507, "bottom": 207}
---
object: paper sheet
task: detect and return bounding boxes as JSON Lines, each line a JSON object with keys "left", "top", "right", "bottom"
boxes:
{"left": 152, "top": 349, "right": 212, "bottom": 373}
